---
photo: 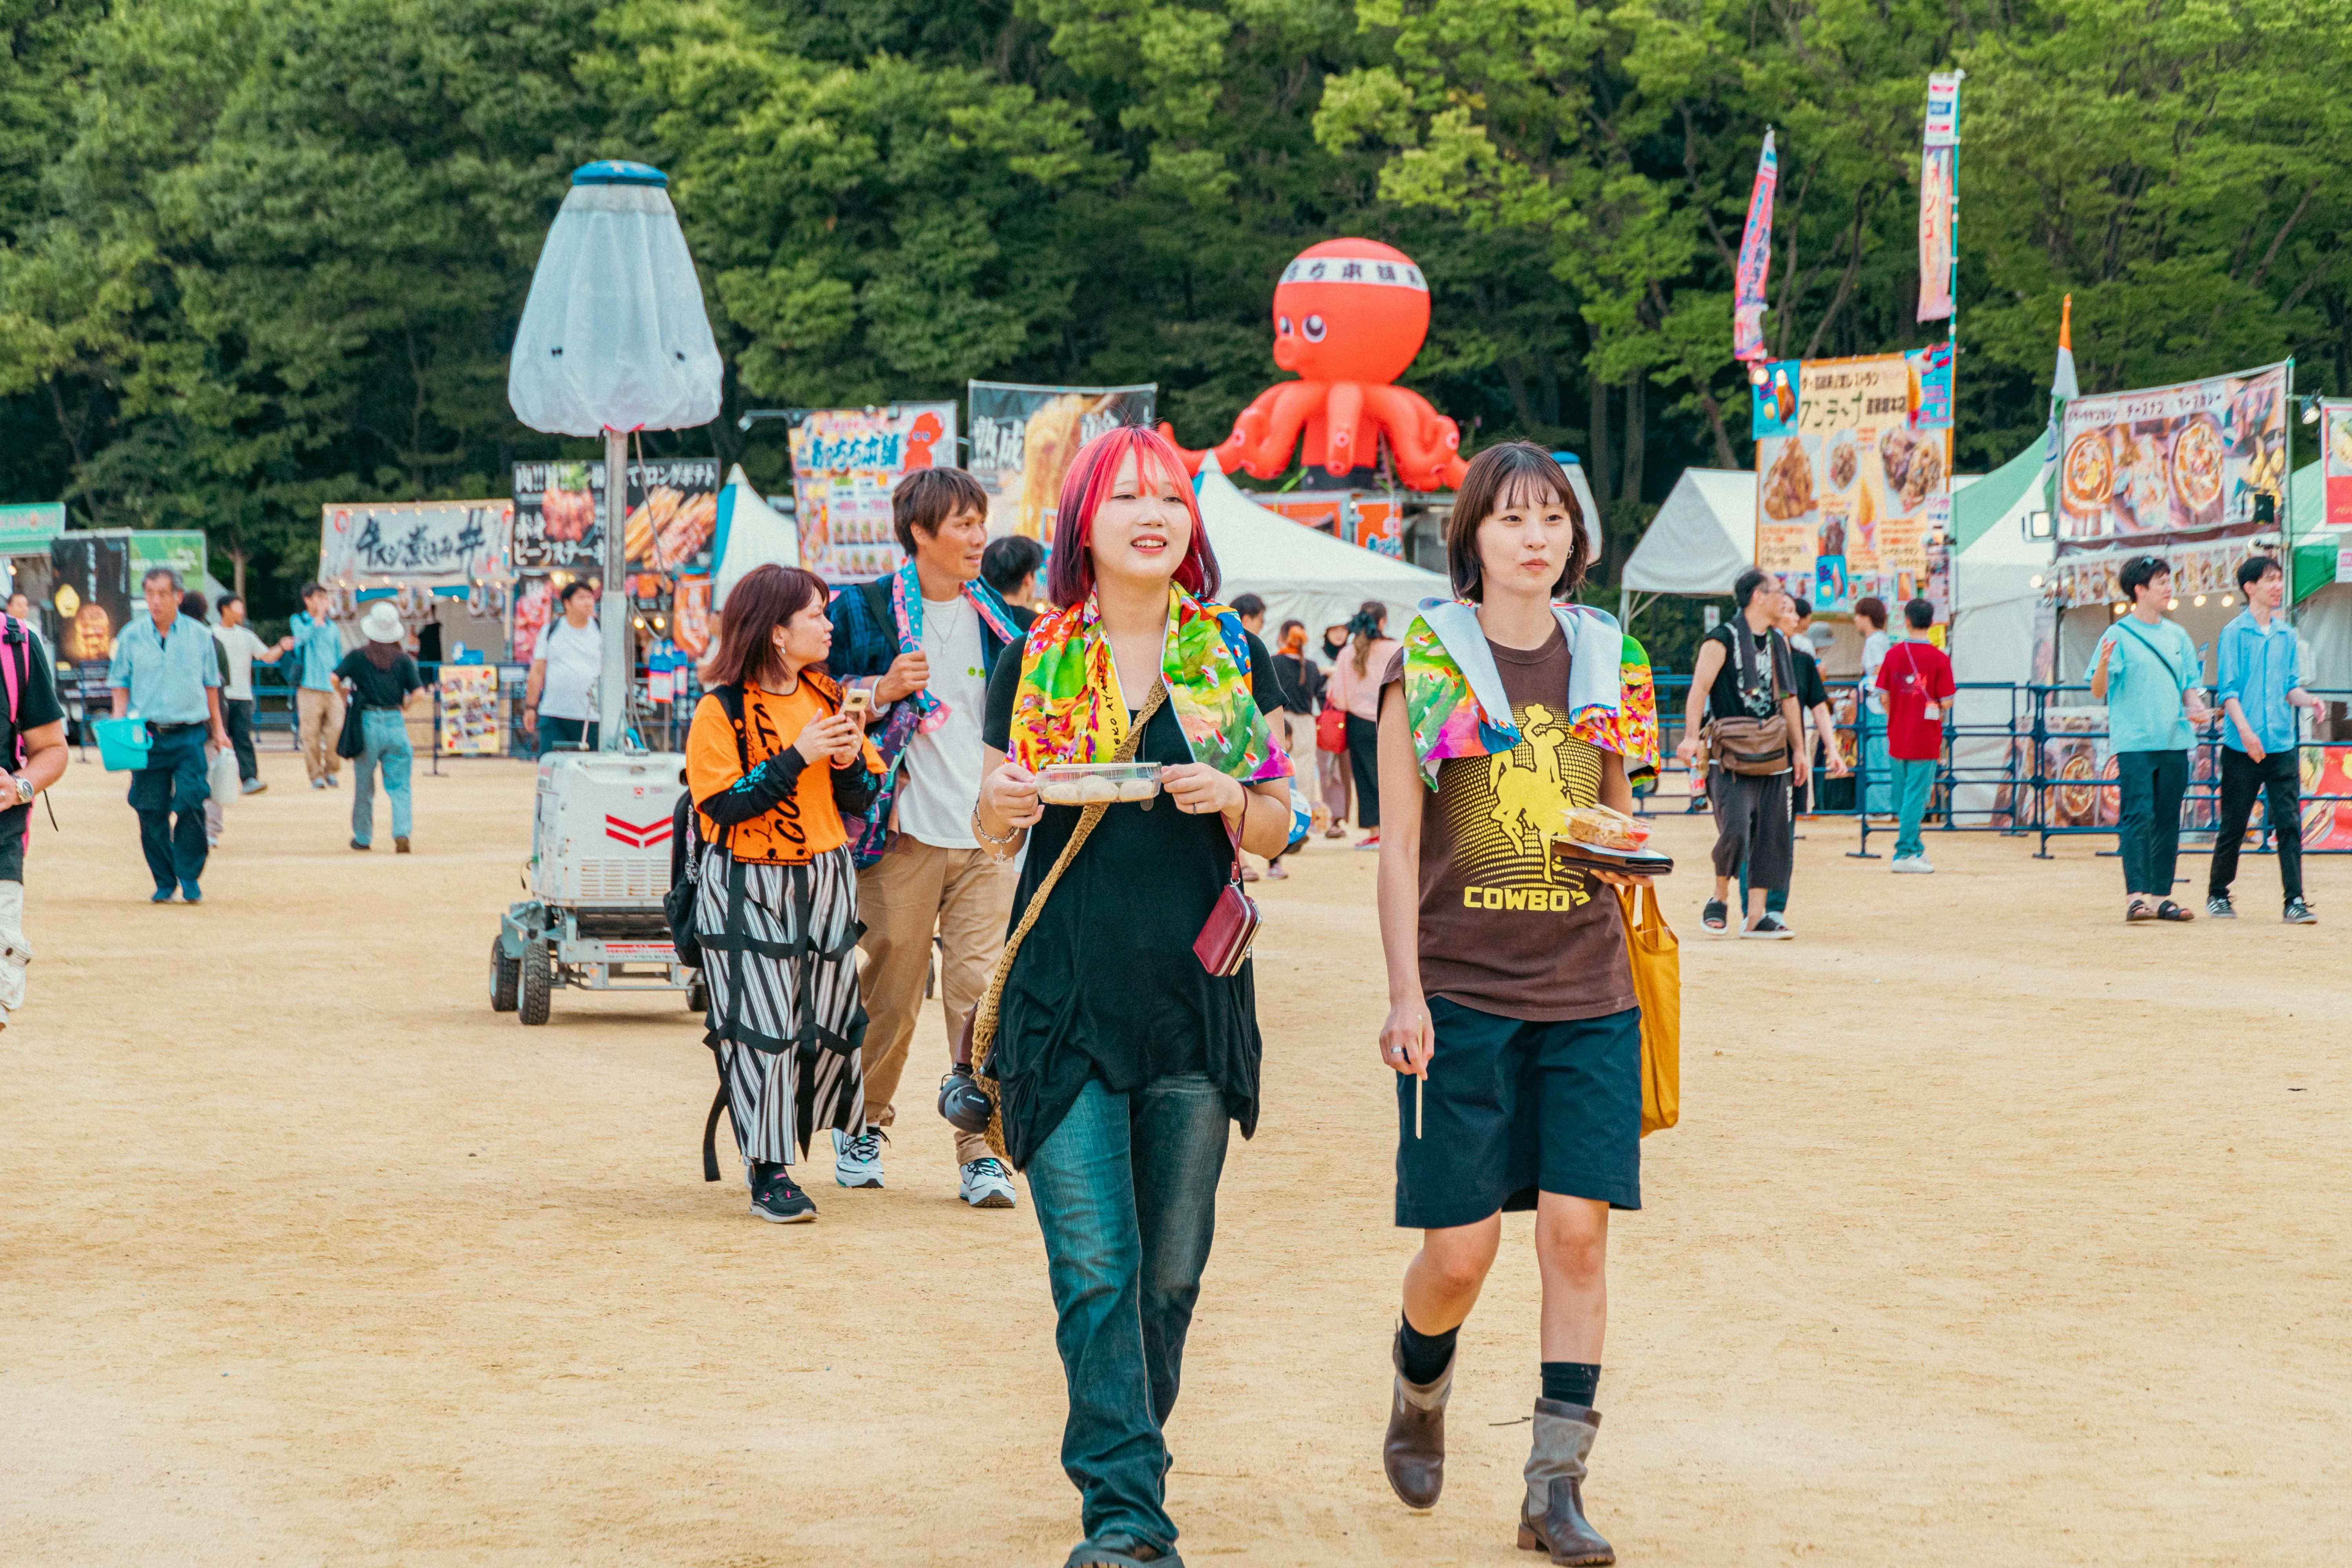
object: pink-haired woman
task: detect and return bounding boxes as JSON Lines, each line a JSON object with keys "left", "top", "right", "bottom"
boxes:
{"left": 972, "top": 426, "right": 1303, "bottom": 1568}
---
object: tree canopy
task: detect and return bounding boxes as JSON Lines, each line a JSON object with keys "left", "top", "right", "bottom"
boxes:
{"left": 4, "top": 0, "right": 2349, "bottom": 617}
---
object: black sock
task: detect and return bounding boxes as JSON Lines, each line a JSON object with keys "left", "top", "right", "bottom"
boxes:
{"left": 1397, "top": 1315, "right": 1458, "bottom": 1384}
{"left": 1541, "top": 1361, "right": 1601, "bottom": 1407}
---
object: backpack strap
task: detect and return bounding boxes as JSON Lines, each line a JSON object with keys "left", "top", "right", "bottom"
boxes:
{"left": 0, "top": 617, "right": 21, "bottom": 759}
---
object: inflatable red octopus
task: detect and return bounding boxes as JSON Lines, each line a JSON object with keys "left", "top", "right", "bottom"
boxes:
{"left": 1162, "top": 238, "right": 1468, "bottom": 490}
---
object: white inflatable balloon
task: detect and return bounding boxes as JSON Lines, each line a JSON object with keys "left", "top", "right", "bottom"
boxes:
{"left": 507, "top": 161, "right": 723, "bottom": 436}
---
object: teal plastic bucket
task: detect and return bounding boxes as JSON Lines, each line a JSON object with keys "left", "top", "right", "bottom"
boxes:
{"left": 94, "top": 716, "right": 152, "bottom": 772}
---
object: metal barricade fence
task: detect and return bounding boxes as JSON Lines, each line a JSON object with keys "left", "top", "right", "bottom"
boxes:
{"left": 1642, "top": 675, "right": 2352, "bottom": 861}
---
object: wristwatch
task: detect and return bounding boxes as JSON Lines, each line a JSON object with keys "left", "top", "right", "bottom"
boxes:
{"left": 10, "top": 775, "right": 31, "bottom": 806}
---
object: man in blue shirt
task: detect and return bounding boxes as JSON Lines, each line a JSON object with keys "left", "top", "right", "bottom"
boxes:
{"left": 289, "top": 580, "right": 347, "bottom": 788}
{"left": 107, "top": 567, "right": 228, "bottom": 903}
{"left": 2208, "top": 555, "right": 2323, "bottom": 924}
{"left": 2086, "top": 554, "right": 2210, "bottom": 923}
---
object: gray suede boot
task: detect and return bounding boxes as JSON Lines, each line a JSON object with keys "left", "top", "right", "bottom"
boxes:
{"left": 1515, "top": 1398, "right": 1612, "bottom": 1564}
{"left": 1382, "top": 1330, "right": 1454, "bottom": 1509}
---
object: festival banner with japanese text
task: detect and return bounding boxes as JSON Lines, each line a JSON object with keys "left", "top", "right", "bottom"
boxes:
{"left": 1753, "top": 351, "right": 1952, "bottom": 613}
{"left": 967, "top": 383, "right": 1155, "bottom": 541}
{"left": 2056, "top": 363, "right": 2287, "bottom": 547}
{"left": 511, "top": 458, "right": 719, "bottom": 573}
{"left": 321, "top": 500, "right": 510, "bottom": 585}
{"left": 786, "top": 405, "right": 957, "bottom": 582}
{"left": 1917, "top": 73, "right": 1961, "bottom": 323}
{"left": 1733, "top": 131, "right": 1777, "bottom": 365}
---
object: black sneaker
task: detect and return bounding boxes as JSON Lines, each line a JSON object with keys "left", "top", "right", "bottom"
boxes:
{"left": 750, "top": 1170, "right": 817, "bottom": 1223}
{"left": 2206, "top": 893, "right": 2235, "bottom": 919}
{"left": 2284, "top": 897, "right": 2318, "bottom": 926}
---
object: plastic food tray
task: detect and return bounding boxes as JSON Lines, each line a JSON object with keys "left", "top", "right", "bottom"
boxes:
{"left": 1037, "top": 761, "right": 1164, "bottom": 805}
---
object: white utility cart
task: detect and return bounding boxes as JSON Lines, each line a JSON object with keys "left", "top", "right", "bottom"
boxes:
{"left": 491, "top": 750, "right": 701, "bottom": 1025}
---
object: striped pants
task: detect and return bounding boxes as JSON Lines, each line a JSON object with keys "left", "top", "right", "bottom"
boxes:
{"left": 697, "top": 843, "right": 867, "bottom": 1168}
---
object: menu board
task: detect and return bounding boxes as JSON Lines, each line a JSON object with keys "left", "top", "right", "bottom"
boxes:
{"left": 512, "top": 458, "right": 719, "bottom": 573}
{"left": 1751, "top": 351, "right": 1952, "bottom": 613}
{"left": 2321, "top": 400, "right": 2352, "bottom": 529}
{"left": 2056, "top": 363, "right": 2287, "bottom": 544}
{"left": 437, "top": 665, "right": 504, "bottom": 756}
{"left": 786, "top": 405, "right": 958, "bottom": 583}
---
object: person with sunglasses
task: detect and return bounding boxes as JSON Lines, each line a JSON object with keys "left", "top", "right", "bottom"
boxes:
{"left": 2088, "top": 555, "right": 2211, "bottom": 922}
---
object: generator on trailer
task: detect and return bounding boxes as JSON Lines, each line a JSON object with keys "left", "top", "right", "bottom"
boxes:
{"left": 490, "top": 157, "right": 724, "bottom": 1028}
{"left": 491, "top": 751, "right": 704, "bottom": 1025}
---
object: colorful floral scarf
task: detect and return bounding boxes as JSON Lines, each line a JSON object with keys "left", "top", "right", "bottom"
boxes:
{"left": 1010, "top": 588, "right": 1298, "bottom": 794}
{"left": 888, "top": 560, "right": 1024, "bottom": 733}
{"left": 1402, "top": 600, "right": 1658, "bottom": 785}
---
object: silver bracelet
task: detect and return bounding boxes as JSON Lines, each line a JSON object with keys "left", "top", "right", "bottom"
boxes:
{"left": 971, "top": 809, "right": 1021, "bottom": 849}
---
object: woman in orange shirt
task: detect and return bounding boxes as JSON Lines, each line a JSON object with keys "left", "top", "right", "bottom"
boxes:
{"left": 686, "top": 564, "right": 884, "bottom": 1224}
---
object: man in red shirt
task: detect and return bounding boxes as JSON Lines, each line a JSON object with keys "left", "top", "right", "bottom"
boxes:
{"left": 1877, "top": 597, "right": 1955, "bottom": 873}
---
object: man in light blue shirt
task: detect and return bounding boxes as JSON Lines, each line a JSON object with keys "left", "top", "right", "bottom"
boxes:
{"left": 107, "top": 567, "right": 227, "bottom": 903}
{"left": 2085, "top": 555, "right": 2209, "bottom": 922}
{"left": 2207, "top": 554, "right": 2322, "bottom": 923}
{"left": 289, "top": 580, "right": 347, "bottom": 788}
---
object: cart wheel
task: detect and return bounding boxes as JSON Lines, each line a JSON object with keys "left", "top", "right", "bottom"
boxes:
{"left": 686, "top": 974, "right": 708, "bottom": 1014}
{"left": 519, "top": 938, "right": 552, "bottom": 1026}
{"left": 490, "top": 934, "right": 520, "bottom": 1013}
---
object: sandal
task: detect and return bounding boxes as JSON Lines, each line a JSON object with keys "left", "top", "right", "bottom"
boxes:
{"left": 2125, "top": 898, "right": 2156, "bottom": 923}
{"left": 2154, "top": 899, "right": 2196, "bottom": 922}
{"left": 1702, "top": 898, "right": 1728, "bottom": 933}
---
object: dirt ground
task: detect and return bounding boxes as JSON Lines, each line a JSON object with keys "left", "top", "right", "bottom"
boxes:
{"left": 4, "top": 749, "right": 2345, "bottom": 1566}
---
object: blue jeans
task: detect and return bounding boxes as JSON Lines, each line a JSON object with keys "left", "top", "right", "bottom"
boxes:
{"left": 352, "top": 709, "right": 414, "bottom": 845}
{"left": 1862, "top": 709, "right": 1892, "bottom": 815}
{"left": 127, "top": 724, "right": 211, "bottom": 893}
{"left": 1891, "top": 757, "right": 1936, "bottom": 860}
{"left": 1024, "top": 1073, "right": 1231, "bottom": 1557}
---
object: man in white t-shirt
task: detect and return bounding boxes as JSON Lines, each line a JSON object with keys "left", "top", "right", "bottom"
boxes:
{"left": 524, "top": 581, "right": 603, "bottom": 757}
{"left": 826, "top": 468, "right": 1032, "bottom": 1208}
{"left": 211, "top": 594, "right": 292, "bottom": 793}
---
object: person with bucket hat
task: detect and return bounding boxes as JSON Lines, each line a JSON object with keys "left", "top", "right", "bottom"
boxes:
{"left": 335, "top": 602, "right": 423, "bottom": 853}
{"left": 108, "top": 566, "right": 228, "bottom": 903}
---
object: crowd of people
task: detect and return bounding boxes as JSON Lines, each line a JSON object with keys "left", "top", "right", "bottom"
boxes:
{"left": 20, "top": 436, "right": 2328, "bottom": 1568}
{"left": 1675, "top": 549, "right": 2320, "bottom": 937}
{"left": 674, "top": 430, "right": 1662, "bottom": 1568}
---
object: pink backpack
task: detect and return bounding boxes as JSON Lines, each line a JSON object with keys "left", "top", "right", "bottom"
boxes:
{"left": 0, "top": 615, "right": 32, "bottom": 850}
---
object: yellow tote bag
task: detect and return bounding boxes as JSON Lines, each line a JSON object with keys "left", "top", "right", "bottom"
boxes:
{"left": 1616, "top": 884, "right": 1680, "bottom": 1136}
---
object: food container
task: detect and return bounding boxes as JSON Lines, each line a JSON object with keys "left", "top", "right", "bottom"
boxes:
{"left": 1561, "top": 804, "right": 1652, "bottom": 854}
{"left": 1037, "top": 761, "right": 1164, "bottom": 806}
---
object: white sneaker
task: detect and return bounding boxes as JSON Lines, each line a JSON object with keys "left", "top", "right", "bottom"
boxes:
{"left": 959, "top": 1156, "right": 1017, "bottom": 1209}
{"left": 1891, "top": 856, "right": 1935, "bottom": 874}
{"left": 833, "top": 1126, "right": 885, "bottom": 1189}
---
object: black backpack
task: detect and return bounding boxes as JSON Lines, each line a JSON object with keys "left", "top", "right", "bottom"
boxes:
{"left": 664, "top": 684, "right": 747, "bottom": 969}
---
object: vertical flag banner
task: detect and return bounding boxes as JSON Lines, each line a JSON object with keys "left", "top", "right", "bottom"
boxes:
{"left": 1733, "top": 131, "right": 1778, "bottom": 365}
{"left": 2038, "top": 294, "right": 2079, "bottom": 521}
{"left": 1917, "top": 73, "right": 1962, "bottom": 322}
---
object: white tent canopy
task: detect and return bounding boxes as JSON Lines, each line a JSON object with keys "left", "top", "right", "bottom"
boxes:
{"left": 1622, "top": 468, "right": 1754, "bottom": 596}
{"left": 1947, "top": 442, "right": 2051, "bottom": 823}
{"left": 1197, "top": 452, "right": 1450, "bottom": 637}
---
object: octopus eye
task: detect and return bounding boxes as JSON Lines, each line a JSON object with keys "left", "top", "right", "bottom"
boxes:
{"left": 1277, "top": 315, "right": 1292, "bottom": 335}
{"left": 1303, "top": 314, "right": 1327, "bottom": 343}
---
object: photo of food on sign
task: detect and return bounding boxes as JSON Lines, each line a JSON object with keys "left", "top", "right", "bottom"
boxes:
{"left": 1750, "top": 352, "right": 1951, "bottom": 615}
{"left": 2056, "top": 363, "right": 2287, "bottom": 541}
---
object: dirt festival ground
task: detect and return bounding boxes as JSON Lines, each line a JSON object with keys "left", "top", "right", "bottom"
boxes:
{"left": 4, "top": 751, "right": 2346, "bottom": 1565}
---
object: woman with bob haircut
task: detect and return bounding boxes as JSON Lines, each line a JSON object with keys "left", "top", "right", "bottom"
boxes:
{"left": 972, "top": 424, "right": 1304, "bottom": 1568}
{"left": 684, "top": 563, "right": 884, "bottom": 1225}
{"left": 1372, "top": 439, "right": 1660, "bottom": 1564}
